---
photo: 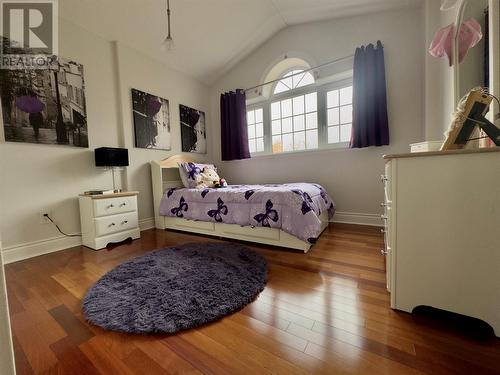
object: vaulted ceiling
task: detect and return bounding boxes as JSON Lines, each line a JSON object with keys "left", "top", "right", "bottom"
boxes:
{"left": 60, "top": 0, "right": 422, "bottom": 85}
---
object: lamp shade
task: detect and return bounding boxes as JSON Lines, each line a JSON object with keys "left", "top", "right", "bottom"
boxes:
{"left": 95, "top": 147, "right": 129, "bottom": 167}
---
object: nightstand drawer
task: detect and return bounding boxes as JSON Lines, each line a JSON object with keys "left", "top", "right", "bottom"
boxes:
{"left": 93, "top": 196, "right": 137, "bottom": 217}
{"left": 94, "top": 211, "right": 138, "bottom": 237}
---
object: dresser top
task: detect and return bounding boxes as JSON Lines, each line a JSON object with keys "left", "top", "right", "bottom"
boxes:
{"left": 79, "top": 191, "right": 139, "bottom": 199}
{"left": 383, "top": 147, "right": 500, "bottom": 160}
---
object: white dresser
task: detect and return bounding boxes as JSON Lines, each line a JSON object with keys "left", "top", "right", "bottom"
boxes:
{"left": 79, "top": 192, "right": 141, "bottom": 250}
{"left": 381, "top": 148, "right": 500, "bottom": 337}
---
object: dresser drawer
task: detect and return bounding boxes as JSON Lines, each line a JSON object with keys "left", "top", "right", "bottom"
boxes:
{"left": 94, "top": 211, "right": 138, "bottom": 237}
{"left": 93, "top": 196, "right": 137, "bottom": 217}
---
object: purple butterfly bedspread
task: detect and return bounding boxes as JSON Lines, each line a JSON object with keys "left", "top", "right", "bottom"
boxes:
{"left": 159, "top": 183, "right": 335, "bottom": 244}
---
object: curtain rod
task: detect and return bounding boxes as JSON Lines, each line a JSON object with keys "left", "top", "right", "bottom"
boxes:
{"left": 243, "top": 53, "right": 355, "bottom": 93}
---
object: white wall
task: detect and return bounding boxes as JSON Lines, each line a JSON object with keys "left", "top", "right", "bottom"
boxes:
{"left": 0, "top": 18, "right": 209, "bottom": 261}
{"left": 208, "top": 8, "right": 425, "bottom": 223}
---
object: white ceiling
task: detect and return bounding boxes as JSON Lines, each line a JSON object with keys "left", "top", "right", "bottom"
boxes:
{"left": 60, "top": 0, "right": 421, "bottom": 85}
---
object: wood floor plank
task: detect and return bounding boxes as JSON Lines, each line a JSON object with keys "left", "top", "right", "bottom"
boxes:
{"left": 48, "top": 304, "right": 95, "bottom": 345}
{"left": 5, "top": 224, "right": 500, "bottom": 375}
{"left": 122, "top": 348, "right": 171, "bottom": 375}
{"left": 49, "top": 336, "right": 101, "bottom": 375}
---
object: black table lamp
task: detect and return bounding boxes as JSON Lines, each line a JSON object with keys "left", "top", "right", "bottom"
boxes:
{"left": 94, "top": 147, "right": 129, "bottom": 192}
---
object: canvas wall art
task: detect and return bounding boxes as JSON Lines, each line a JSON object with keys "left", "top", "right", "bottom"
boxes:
{"left": 131, "top": 88, "right": 171, "bottom": 150}
{"left": 180, "top": 104, "right": 206, "bottom": 153}
{"left": 0, "top": 57, "right": 88, "bottom": 147}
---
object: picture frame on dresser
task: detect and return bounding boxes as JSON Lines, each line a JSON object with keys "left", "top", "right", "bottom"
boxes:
{"left": 79, "top": 191, "right": 141, "bottom": 250}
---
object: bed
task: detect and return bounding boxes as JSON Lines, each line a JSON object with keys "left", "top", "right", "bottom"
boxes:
{"left": 151, "top": 155, "right": 335, "bottom": 252}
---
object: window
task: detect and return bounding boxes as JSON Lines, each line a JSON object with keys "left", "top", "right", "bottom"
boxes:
{"left": 327, "top": 86, "right": 353, "bottom": 144}
{"left": 273, "top": 70, "right": 315, "bottom": 94}
{"left": 247, "top": 67, "right": 352, "bottom": 155}
{"left": 271, "top": 92, "right": 318, "bottom": 152}
{"left": 247, "top": 108, "right": 264, "bottom": 153}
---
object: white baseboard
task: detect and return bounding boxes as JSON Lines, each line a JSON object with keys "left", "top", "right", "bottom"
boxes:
{"left": 332, "top": 211, "right": 382, "bottom": 227}
{"left": 2, "top": 214, "right": 377, "bottom": 264}
{"left": 2, "top": 235, "right": 83, "bottom": 264}
{"left": 2, "top": 220, "right": 156, "bottom": 264}
{"left": 139, "top": 217, "right": 155, "bottom": 231}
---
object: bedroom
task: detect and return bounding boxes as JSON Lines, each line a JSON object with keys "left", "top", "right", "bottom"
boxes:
{"left": 0, "top": 0, "right": 499, "bottom": 374}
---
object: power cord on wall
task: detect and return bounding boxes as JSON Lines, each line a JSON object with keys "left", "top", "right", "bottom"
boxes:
{"left": 44, "top": 214, "right": 82, "bottom": 237}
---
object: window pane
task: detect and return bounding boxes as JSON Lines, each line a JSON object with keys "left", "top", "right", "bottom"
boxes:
{"left": 328, "top": 126, "right": 340, "bottom": 143}
{"left": 272, "top": 135, "right": 282, "bottom": 153}
{"left": 274, "top": 81, "right": 289, "bottom": 94}
{"left": 327, "top": 108, "right": 339, "bottom": 125}
{"left": 248, "top": 124, "right": 255, "bottom": 139}
{"left": 255, "top": 108, "right": 263, "bottom": 123}
{"left": 340, "top": 124, "right": 352, "bottom": 142}
{"left": 340, "top": 105, "right": 352, "bottom": 124}
{"left": 272, "top": 120, "right": 281, "bottom": 135}
{"left": 247, "top": 110, "right": 255, "bottom": 124}
{"left": 282, "top": 117, "right": 293, "bottom": 133}
{"left": 280, "top": 75, "right": 293, "bottom": 90}
{"left": 292, "top": 96, "right": 304, "bottom": 115}
{"left": 298, "top": 72, "right": 315, "bottom": 87}
{"left": 305, "top": 93, "right": 317, "bottom": 113}
{"left": 294, "top": 131, "right": 306, "bottom": 151}
{"left": 271, "top": 102, "right": 280, "bottom": 120}
{"left": 283, "top": 133, "right": 293, "bottom": 152}
{"left": 249, "top": 138, "right": 256, "bottom": 153}
{"left": 293, "top": 115, "right": 305, "bottom": 132}
{"left": 292, "top": 71, "right": 305, "bottom": 88}
{"left": 327, "top": 90, "right": 339, "bottom": 108}
{"left": 306, "top": 129, "right": 318, "bottom": 149}
{"left": 305, "top": 112, "right": 317, "bottom": 129}
{"left": 256, "top": 137, "right": 265, "bottom": 152}
{"left": 281, "top": 98, "right": 292, "bottom": 118}
{"left": 256, "top": 122, "right": 264, "bottom": 137}
{"left": 340, "top": 86, "right": 353, "bottom": 105}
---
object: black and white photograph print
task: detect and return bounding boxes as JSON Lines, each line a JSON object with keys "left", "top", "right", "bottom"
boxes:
{"left": 180, "top": 104, "right": 206, "bottom": 154}
{"left": 0, "top": 57, "right": 88, "bottom": 147}
{"left": 131, "top": 88, "right": 171, "bottom": 150}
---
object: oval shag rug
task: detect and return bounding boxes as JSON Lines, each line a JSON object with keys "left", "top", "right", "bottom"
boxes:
{"left": 82, "top": 242, "right": 267, "bottom": 334}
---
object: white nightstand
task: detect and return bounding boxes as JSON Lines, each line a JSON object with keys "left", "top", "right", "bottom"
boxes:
{"left": 79, "top": 191, "right": 141, "bottom": 250}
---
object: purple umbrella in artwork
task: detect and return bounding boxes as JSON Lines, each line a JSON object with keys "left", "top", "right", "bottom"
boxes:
{"left": 15, "top": 96, "right": 45, "bottom": 113}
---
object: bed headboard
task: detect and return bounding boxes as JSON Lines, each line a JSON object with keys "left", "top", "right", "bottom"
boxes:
{"left": 151, "top": 154, "right": 201, "bottom": 229}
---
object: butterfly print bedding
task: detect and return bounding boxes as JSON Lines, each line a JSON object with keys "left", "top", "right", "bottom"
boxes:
{"left": 207, "top": 197, "right": 228, "bottom": 222}
{"left": 159, "top": 183, "right": 335, "bottom": 243}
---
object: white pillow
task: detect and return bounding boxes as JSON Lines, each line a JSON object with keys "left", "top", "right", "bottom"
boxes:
{"left": 177, "top": 162, "right": 190, "bottom": 188}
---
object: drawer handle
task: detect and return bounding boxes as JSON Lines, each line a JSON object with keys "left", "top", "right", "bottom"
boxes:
{"left": 108, "top": 223, "right": 115, "bottom": 227}
{"left": 380, "top": 174, "right": 388, "bottom": 182}
{"left": 380, "top": 215, "right": 388, "bottom": 220}
{"left": 380, "top": 249, "right": 388, "bottom": 256}
{"left": 380, "top": 202, "right": 387, "bottom": 207}
{"left": 120, "top": 203, "right": 127, "bottom": 207}
{"left": 381, "top": 229, "right": 386, "bottom": 233}
{"left": 121, "top": 220, "right": 128, "bottom": 225}
{"left": 107, "top": 204, "right": 114, "bottom": 208}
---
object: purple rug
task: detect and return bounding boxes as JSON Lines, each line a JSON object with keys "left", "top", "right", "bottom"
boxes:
{"left": 82, "top": 242, "right": 267, "bottom": 334}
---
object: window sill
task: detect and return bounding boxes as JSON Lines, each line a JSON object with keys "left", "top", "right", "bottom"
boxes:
{"left": 248, "top": 142, "right": 351, "bottom": 159}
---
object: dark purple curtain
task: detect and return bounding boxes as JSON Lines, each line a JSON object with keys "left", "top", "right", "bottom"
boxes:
{"left": 220, "top": 90, "right": 250, "bottom": 161}
{"left": 350, "top": 41, "right": 389, "bottom": 148}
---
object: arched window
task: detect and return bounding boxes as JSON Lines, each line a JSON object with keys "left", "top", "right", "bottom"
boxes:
{"left": 247, "top": 60, "right": 353, "bottom": 155}
{"left": 273, "top": 70, "right": 315, "bottom": 94}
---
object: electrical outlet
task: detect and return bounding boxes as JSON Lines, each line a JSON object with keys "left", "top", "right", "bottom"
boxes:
{"left": 40, "top": 211, "right": 51, "bottom": 224}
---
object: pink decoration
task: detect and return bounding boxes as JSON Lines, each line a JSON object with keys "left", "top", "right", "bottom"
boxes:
{"left": 429, "top": 18, "right": 483, "bottom": 66}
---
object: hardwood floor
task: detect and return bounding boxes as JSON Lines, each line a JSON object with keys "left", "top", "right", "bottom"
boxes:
{"left": 5, "top": 224, "right": 500, "bottom": 375}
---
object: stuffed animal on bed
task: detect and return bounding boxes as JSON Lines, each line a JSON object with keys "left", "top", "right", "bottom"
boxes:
{"left": 195, "top": 167, "right": 220, "bottom": 189}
